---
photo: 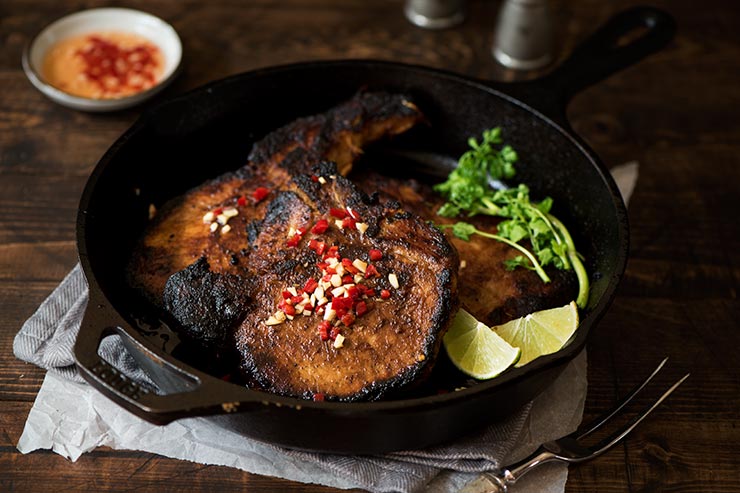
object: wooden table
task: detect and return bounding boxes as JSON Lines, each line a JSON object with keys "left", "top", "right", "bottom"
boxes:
{"left": 2, "top": 0, "right": 738, "bottom": 491}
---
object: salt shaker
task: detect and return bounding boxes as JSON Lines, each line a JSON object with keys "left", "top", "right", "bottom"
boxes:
{"left": 404, "top": 0, "right": 466, "bottom": 29}
{"left": 492, "top": 0, "right": 553, "bottom": 70}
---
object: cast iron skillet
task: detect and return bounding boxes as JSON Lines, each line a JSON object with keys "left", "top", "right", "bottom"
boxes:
{"left": 73, "top": 7, "right": 675, "bottom": 453}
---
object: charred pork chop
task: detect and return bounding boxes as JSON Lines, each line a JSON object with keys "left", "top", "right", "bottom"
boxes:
{"left": 130, "top": 92, "right": 459, "bottom": 400}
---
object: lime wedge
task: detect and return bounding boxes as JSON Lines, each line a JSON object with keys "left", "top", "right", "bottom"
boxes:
{"left": 443, "top": 309, "right": 521, "bottom": 380}
{"left": 493, "top": 301, "right": 579, "bottom": 367}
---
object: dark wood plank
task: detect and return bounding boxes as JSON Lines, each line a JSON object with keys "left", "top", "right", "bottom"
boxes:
{"left": 1, "top": 0, "right": 739, "bottom": 491}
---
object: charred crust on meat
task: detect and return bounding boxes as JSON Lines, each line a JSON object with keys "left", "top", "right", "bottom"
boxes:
{"left": 163, "top": 257, "right": 252, "bottom": 353}
{"left": 245, "top": 220, "right": 261, "bottom": 245}
{"left": 312, "top": 161, "right": 339, "bottom": 178}
{"left": 292, "top": 173, "right": 321, "bottom": 201}
{"left": 261, "top": 191, "right": 310, "bottom": 227}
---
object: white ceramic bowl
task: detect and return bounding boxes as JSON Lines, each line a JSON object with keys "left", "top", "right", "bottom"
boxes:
{"left": 22, "top": 8, "right": 182, "bottom": 112}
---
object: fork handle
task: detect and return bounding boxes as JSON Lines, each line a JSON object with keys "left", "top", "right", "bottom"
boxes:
{"left": 460, "top": 450, "right": 557, "bottom": 492}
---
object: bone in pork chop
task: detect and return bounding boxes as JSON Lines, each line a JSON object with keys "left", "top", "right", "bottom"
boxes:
{"left": 129, "top": 92, "right": 459, "bottom": 401}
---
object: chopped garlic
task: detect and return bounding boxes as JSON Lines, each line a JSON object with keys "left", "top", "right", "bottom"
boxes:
{"left": 210, "top": 222, "right": 218, "bottom": 233}
{"left": 333, "top": 334, "right": 345, "bottom": 348}
{"left": 330, "top": 274, "right": 342, "bottom": 287}
{"left": 203, "top": 211, "right": 215, "bottom": 223}
{"left": 265, "top": 310, "right": 286, "bottom": 326}
{"left": 335, "top": 219, "right": 344, "bottom": 229}
{"left": 388, "top": 272, "right": 399, "bottom": 289}
{"left": 323, "top": 307, "right": 337, "bottom": 321}
{"left": 352, "top": 259, "right": 367, "bottom": 273}
{"left": 217, "top": 214, "right": 228, "bottom": 225}
{"left": 287, "top": 286, "right": 298, "bottom": 297}
{"left": 318, "top": 176, "right": 327, "bottom": 184}
{"left": 221, "top": 224, "right": 232, "bottom": 234}
{"left": 356, "top": 222, "right": 369, "bottom": 234}
{"left": 314, "top": 286, "right": 324, "bottom": 300}
{"left": 460, "top": 260, "right": 467, "bottom": 269}
{"left": 223, "top": 207, "right": 239, "bottom": 218}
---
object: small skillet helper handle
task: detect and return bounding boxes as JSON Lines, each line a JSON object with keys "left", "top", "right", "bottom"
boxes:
{"left": 491, "top": 6, "right": 676, "bottom": 124}
{"left": 74, "top": 290, "right": 250, "bottom": 424}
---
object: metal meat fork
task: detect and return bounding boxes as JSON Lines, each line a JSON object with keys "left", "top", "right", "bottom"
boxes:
{"left": 461, "top": 358, "right": 690, "bottom": 493}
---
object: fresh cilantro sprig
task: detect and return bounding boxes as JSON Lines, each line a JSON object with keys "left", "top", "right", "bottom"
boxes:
{"left": 434, "top": 128, "right": 589, "bottom": 309}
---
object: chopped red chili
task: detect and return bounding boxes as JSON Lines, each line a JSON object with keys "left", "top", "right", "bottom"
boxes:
{"left": 324, "top": 246, "right": 340, "bottom": 259}
{"left": 364, "top": 264, "right": 379, "bottom": 278}
{"left": 318, "top": 321, "right": 331, "bottom": 341}
{"left": 329, "top": 207, "right": 347, "bottom": 219}
{"left": 311, "top": 219, "right": 329, "bottom": 234}
{"left": 253, "top": 187, "right": 270, "bottom": 203}
{"left": 369, "top": 249, "right": 383, "bottom": 261}
{"left": 380, "top": 289, "right": 391, "bottom": 300}
{"left": 313, "top": 392, "right": 325, "bottom": 401}
{"left": 237, "top": 196, "right": 248, "bottom": 207}
{"left": 346, "top": 286, "right": 360, "bottom": 300}
{"left": 311, "top": 175, "right": 319, "bottom": 182}
{"left": 286, "top": 233, "right": 301, "bottom": 247}
{"left": 303, "top": 278, "right": 319, "bottom": 293}
{"left": 340, "top": 313, "right": 355, "bottom": 327}
{"left": 283, "top": 304, "right": 296, "bottom": 316}
{"left": 329, "top": 326, "right": 342, "bottom": 340}
{"left": 341, "top": 217, "right": 356, "bottom": 230}
{"left": 355, "top": 300, "right": 368, "bottom": 316}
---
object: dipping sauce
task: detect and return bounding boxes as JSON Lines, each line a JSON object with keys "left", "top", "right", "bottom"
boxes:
{"left": 42, "top": 31, "right": 164, "bottom": 99}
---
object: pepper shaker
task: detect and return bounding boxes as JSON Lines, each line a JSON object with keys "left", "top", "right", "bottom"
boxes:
{"left": 404, "top": 0, "right": 466, "bottom": 29}
{"left": 492, "top": 0, "right": 553, "bottom": 70}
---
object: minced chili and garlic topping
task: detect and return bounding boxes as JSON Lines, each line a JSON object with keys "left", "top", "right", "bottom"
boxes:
{"left": 200, "top": 176, "right": 401, "bottom": 349}
{"left": 42, "top": 31, "right": 164, "bottom": 99}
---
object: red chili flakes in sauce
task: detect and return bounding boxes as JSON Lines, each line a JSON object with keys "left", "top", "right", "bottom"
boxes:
{"left": 43, "top": 32, "right": 164, "bottom": 99}
{"left": 75, "top": 36, "right": 160, "bottom": 95}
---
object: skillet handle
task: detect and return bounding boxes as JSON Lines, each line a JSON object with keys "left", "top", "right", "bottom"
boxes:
{"left": 491, "top": 6, "right": 676, "bottom": 123}
{"left": 73, "top": 292, "right": 256, "bottom": 424}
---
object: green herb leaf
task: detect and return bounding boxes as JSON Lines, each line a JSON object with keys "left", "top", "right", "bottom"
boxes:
{"left": 434, "top": 128, "right": 590, "bottom": 308}
{"left": 452, "top": 222, "right": 477, "bottom": 241}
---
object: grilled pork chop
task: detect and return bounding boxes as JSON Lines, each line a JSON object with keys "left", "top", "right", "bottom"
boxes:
{"left": 129, "top": 92, "right": 459, "bottom": 400}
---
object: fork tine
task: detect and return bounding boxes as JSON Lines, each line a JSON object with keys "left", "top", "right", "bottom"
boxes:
{"left": 576, "top": 357, "right": 668, "bottom": 441}
{"left": 589, "top": 373, "right": 690, "bottom": 457}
